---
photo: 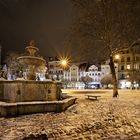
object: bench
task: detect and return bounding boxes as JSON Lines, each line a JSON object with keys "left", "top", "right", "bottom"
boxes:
{"left": 85, "top": 95, "right": 101, "bottom": 100}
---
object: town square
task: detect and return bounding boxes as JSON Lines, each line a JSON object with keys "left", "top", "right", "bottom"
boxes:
{"left": 0, "top": 0, "right": 140, "bottom": 140}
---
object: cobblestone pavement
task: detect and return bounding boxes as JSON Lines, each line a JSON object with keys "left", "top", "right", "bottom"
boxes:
{"left": 0, "top": 90, "right": 140, "bottom": 140}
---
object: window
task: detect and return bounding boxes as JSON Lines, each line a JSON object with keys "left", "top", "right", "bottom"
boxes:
{"left": 126, "top": 74, "right": 130, "bottom": 78}
{"left": 134, "top": 64, "right": 138, "bottom": 70}
{"left": 127, "top": 57, "right": 130, "bottom": 62}
{"left": 121, "top": 57, "right": 124, "bottom": 62}
{"left": 98, "top": 73, "right": 100, "bottom": 76}
{"left": 50, "top": 65, "right": 53, "bottom": 68}
{"left": 136, "top": 57, "right": 139, "bottom": 61}
{"left": 121, "top": 51, "right": 124, "bottom": 54}
{"left": 126, "top": 65, "right": 130, "bottom": 70}
{"left": 120, "top": 74, "right": 125, "bottom": 79}
{"left": 121, "top": 65, "right": 124, "bottom": 70}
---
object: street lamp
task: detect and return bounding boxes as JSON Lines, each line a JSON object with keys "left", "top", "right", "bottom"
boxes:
{"left": 114, "top": 54, "right": 120, "bottom": 60}
{"left": 59, "top": 58, "right": 70, "bottom": 88}
{"left": 61, "top": 59, "right": 67, "bottom": 68}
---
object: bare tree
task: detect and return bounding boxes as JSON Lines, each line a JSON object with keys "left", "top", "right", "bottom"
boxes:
{"left": 101, "top": 74, "right": 113, "bottom": 88}
{"left": 80, "top": 75, "right": 93, "bottom": 89}
{"left": 70, "top": 0, "right": 140, "bottom": 97}
{"left": 4, "top": 51, "right": 23, "bottom": 74}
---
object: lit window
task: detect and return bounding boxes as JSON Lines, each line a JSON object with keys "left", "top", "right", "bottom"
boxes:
{"left": 127, "top": 65, "right": 130, "bottom": 70}
{"left": 126, "top": 74, "right": 130, "bottom": 78}
{"left": 134, "top": 64, "right": 138, "bottom": 70}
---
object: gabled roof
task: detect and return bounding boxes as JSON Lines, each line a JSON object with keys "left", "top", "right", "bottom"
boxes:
{"left": 79, "top": 62, "right": 90, "bottom": 71}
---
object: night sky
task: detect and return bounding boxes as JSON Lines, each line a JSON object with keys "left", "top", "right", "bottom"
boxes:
{"left": 0, "top": 0, "right": 73, "bottom": 60}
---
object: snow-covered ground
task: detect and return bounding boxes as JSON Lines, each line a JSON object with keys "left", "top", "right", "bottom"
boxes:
{"left": 0, "top": 90, "right": 140, "bottom": 140}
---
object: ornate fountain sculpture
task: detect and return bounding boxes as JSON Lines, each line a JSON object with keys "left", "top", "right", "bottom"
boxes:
{"left": 17, "top": 40, "right": 46, "bottom": 80}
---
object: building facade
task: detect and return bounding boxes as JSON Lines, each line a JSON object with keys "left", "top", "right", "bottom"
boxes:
{"left": 48, "top": 46, "right": 140, "bottom": 89}
{"left": 48, "top": 57, "right": 63, "bottom": 81}
{"left": 117, "top": 46, "right": 140, "bottom": 88}
{"left": 101, "top": 63, "right": 118, "bottom": 88}
{"left": 86, "top": 65, "right": 101, "bottom": 88}
{"left": 63, "top": 64, "right": 80, "bottom": 88}
{"left": 63, "top": 63, "right": 102, "bottom": 89}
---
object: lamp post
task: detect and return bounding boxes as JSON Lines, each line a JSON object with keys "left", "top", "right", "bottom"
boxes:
{"left": 60, "top": 59, "right": 68, "bottom": 88}
{"left": 60, "top": 59, "right": 68, "bottom": 80}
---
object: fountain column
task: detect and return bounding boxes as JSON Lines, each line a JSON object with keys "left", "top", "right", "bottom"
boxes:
{"left": 17, "top": 40, "right": 46, "bottom": 80}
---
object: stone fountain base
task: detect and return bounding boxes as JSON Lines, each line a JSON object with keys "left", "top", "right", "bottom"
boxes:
{"left": 0, "top": 97, "right": 76, "bottom": 116}
{"left": 0, "top": 80, "right": 77, "bottom": 116}
{"left": 0, "top": 80, "right": 62, "bottom": 102}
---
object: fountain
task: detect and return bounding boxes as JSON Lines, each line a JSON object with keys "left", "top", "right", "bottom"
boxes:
{"left": 0, "top": 41, "right": 76, "bottom": 117}
{"left": 17, "top": 40, "right": 46, "bottom": 80}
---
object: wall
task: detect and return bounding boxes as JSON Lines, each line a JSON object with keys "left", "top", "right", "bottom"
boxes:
{"left": 0, "top": 80, "right": 61, "bottom": 102}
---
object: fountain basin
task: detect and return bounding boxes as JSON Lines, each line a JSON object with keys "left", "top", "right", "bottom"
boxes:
{"left": 17, "top": 56, "right": 46, "bottom": 66}
{"left": 0, "top": 80, "right": 62, "bottom": 102}
{"left": 0, "top": 80, "right": 77, "bottom": 116}
{"left": 0, "top": 97, "right": 77, "bottom": 116}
